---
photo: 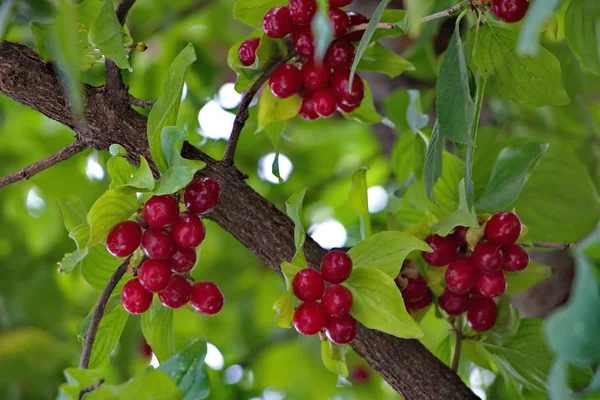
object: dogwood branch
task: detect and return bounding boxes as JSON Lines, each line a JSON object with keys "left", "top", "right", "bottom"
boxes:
{"left": 78, "top": 378, "right": 105, "bottom": 400}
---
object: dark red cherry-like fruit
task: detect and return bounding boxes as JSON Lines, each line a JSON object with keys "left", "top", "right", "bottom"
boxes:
{"left": 467, "top": 295, "right": 498, "bottom": 331}
{"left": 312, "top": 88, "right": 337, "bottom": 117}
{"left": 238, "top": 38, "right": 260, "bottom": 66}
{"left": 121, "top": 278, "right": 153, "bottom": 314}
{"left": 325, "top": 314, "right": 357, "bottom": 344}
{"left": 445, "top": 257, "right": 476, "bottom": 294}
{"left": 422, "top": 234, "right": 458, "bottom": 266}
{"left": 158, "top": 275, "right": 192, "bottom": 309}
{"left": 293, "top": 302, "right": 327, "bottom": 335}
{"left": 324, "top": 39, "right": 355, "bottom": 70}
{"left": 190, "top": 281, "right": 224, "bottom": 315}
{"left": 299, "top": 93, "right": 319, "bottom": 120}
{"left": 405, "top": 290, "right": 432, "bottom": 312}
{"left": 262, "top": 6, "right": 293, "bottom": 38}
{"left": 438, "top": 290, "right": 469, "bottom": 316}
{"left": 491, "top": 0, "right": 529, "bottom": 23}
{"left": 172, "top": 212, "right": 206, "bottom": 249}
{"left": 453, "top": 226, "right": 469, "bottom": 246}
{"left": 337, "top": 102, "right": 358, "bottom": 113}
{"left": 475, "top": 272, "right": 507, "bottom": 298}
{"left": 329, "top": 0, "right": 352, "bottom": 8}
{"left": 269, "top": 64, "right": 302, "bottom": 98}
{"left": 330, "top": 69, "right": 365, "bottom": 107}
{"left": 329, "top": 7, "right": 350, "bottom": 37}
{"left": 106, "top": 220, "right": 142, "bottom": 257}
{"left": 289, "top": 0, "right": 316, "bottom": 26}
{"left": 292, "top": 27, "right": 315, "bottom": 58}
{"left": 184, "top": 177, "right": 221, "bottom": 214}
{"left": 401, "top": 274, "right": 428, "bottom": 301}
{"left": 302, "top": 60, "right": 330, "bottom": 90}
{"left": 138, "top": 259, "right": 172, "bottom": 293}
{"left": 167, "top": 246, "right": 197, "bottom": 273}
{"left": 321, "top": 250, "right": 353, "bottom": 283}
{"left": 141, "top": 228, "right": 174, "bottom": 259}
{"left": 485, "top": 212, "right": 522, "bottom": 245}
{"left": 292, "top": 268, "right": 325, "bottom": 302}
{"left": 322, "top": 284, "right": 353, "bottom": 318}
{"left": 502, "top": 244, "right": 529, "bottom": 272}
{"left": 143, "top": 195, "right": 180, "bottom": 228}
{"left": 471, "top": 242, "right": 504, "bottom": 273}
{"left": 346, "top": 12, "right": 368, "bottom": 42}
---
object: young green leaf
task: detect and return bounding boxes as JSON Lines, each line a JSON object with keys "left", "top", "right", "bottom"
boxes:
{"left": 89, "top": 0, "right": 131, "bottom": 69}
{"left": 349, "top": 167, "right": 371, "bottom": 240}
{"left": 517, "top": 0, "right": 561, "bottom": 55}
{"left": 565, "top": 0, "right": 600, "bottom": 76}
{"left": 424, "top": 120, "right": 443, "bottom": 203}
{"left": 266, "top": 122, "right": 286, "bottom": 184}
{"left": 285, "top": 188, "right": 308, "bottom": 266}
{"left": 485, "top": 296, "right": 520, "bottom": 346}
{"left": 58, "top": 223, "right": 90, "bottom": 273}
{"left": 81, "top": 245, "right": 127, "bottom": 292}
{"left": 426, "top": 151, "right": 465, "bottom": 219}
{"left": 85, "top": 298, "right": 129, "bottom": 368}
{"left": 233, "top": 0, "right": 286, "bottom": 27}
{"left": 159, "top": 339, "right": 210, "bottom": 400}
{"left": 107, "top": 156, "right": 155, "bottom": 192}
{"left": 356, "top": 42, "right": 414, "bottom": 78}
{"left": 321, "top": 341, "right": 348, "bottom": 377}
{"left": 59, "top": 199, "right": 88, "bottom": 234}
{"left": 257, "top": 88, "right": 302, "bottom": 132}
{"left": 142, "top": 297, "right": 175, "bottom": 362}
{"left": 343, "top": 268, "right": 423, "bottom": 338}
{"left": 464, "top": 75, "right": 486, "bottom": 208}
{"left": 383, "top": 89, "right": 429, "bottom": 135}
{"left": 505, "top": 260, "right": 552, "bottom": 294}
{"left": 462, "top": 339, "right": 495, "bottom": 371}
{"left": 342, "top": 80, "right": 383, "bottom": 124}
{"left": 280, "top": 261, "right": 304, "bottom": 288}
{"left": 86, "top": 190, "right": 139, "bottom": 246}
{"left": 431, "top": 180, "right": 477, "bottom": 237}
{"left": 273, "top": 288, "right": 296, "bottom": 328}
{"left": 119, "top": 368, "right": 180, "bottom": 400}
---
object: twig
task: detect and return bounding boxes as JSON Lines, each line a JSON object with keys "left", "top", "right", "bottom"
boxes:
{"left": 221, "top": 50, "right": 296, "bottom": 166}
{"left": 127, "top": 94, "right": 156, "bottom": 109}
{"left": 79, "top": 258, "right": 130, "bottom": 369}
{"left": 528, "top": 242, "right": 574, "bottom": 251}
{"left": 451, "top": 316, "right": 463, "bottom": 372}
{"left": 78, "top": 378, "right": 105, "bottom": 400}
{"left": 0, "top": 141, "right": 87, "bottom": 189}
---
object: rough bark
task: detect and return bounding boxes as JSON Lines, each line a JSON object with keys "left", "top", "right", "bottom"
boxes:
{"left": 0, "top": 39, "right": 477, "bottom": 400}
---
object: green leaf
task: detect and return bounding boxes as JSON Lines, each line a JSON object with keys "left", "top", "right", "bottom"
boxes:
{"left": 462, "top": 339, "right": 495, "bottom": 371}
{"left": 280, "top": 261, "right": 304, "bottom": 289}
{"left": 273, "top": 288, "right": 296, "bottom": 328}
{"left": 347, "top": 231, "right": 431, "bottom": 278}
{"left": 342, "top": 80, "right": 383, "bottom": 124}
{"left": 349, "top": 167, "right": 371, "bottom": 240}
{"left": 159, "top": 339, "right": 210, "bottom": 400}
{"left": 119, "top": 368, "right": 181, "bottom": 400}
{"left": 565, "top": 0, "right": 600, "bottom": 75}
{"left": 486, "top": 296, "right": 520, "bottom": 346}
{"left": 391, "top": 132, "right": 426, "bottom": 187}
{"left": 405, "top": 0, "right": 430, "bottom": 37}
{"left": 88, "top": 0, "right": 130, "bottom": 69}
{"left": 142, "top": 298, "right": 175, "bottom": 362}
{"left": 58, "top": 223, "right": 90, "bottom": 273}
{"left": 81, "top": 245, "right": 126, "bottom": 292}
{"left": 431, "top": 180, "right": 477, "bottom": 237}
{"left": 147, "top": 44, "right": 197, "bottom": 172}
{"left": 233, "top": 0, "right": 286, "bottom": 27}
{"left": 426, "top": 151, "right": 465, "bottom": 220}
{"left": 320, "top": 341, "right": 348, "bottom": 377}
{"left": 107, "top": 156, "right": 155, "bottom": 192}
{"left": 436, "top": 25, "right": 475, "bottom": 145}
{"left": 312, "top": 0, "right": 333, "bottom": 62}
{"left": 86, "top": 190, "right": 139, "bottom": 246}
{"left": 357, "top": 42, "right": 414, "bottom": 78}
{"left": 424, "top": 120, "right": 443, "bottom": 203}
{"left": 472, "top": 21, "right": 569, "bottom": 107}
{"left": 85, "top": 297, "right": 129, "bottom": 368}
{"left": 266, "top": 122, "right": 286, "bottom": 184}
{"left": 343, "top": 268, "right": 423, "bottom": 338}
{"left": 257, "top": 88, "right": 302, "bottom": 132}
{"left": 384, "top": 89, "right": 429, "bottom": 135}
{"left": 475, "top": 142, "right": 548, "bottom": 212}
{"left": 517, "top": 0, "right": 561, "bottom": 55}
{"left": 154, "top": 127, "right": 205, "bottom": 195}
{"left": 59, "top": 199, "right": 88, "bottom": 233}
{"left": 505, "top": 260, "right": 552, "bottom": 294}
{"left": 285, "top": 188, "right": 307, "bottom": 266}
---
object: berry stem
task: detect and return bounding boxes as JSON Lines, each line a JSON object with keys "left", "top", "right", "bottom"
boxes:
{"left": 222, "top": 50, "right": 297, "bottom": 166}
{"left": 451, "top": 316, "right": 463, "bottom": 372}
{"left": 77, "top": 378, "right": 105, "bottom": 400}
{"left": 79, "top": 256, "right": 131, "bottom": 369}
{"left": 527, "top": 242, "right": 574, "bottom": 251}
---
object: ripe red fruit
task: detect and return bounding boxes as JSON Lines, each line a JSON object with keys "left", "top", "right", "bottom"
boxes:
{"left": 329, "top": 8, "right": 350, "bottom": 37}
{"left": 172, "top": 212, "right": 206, "bottom": 249}
{"left": 141, "top": 228, "right": 174, "bottom": 259}
{"left": 140, "top": 340, "right": 153, "bottom": 358}
{"left": 121, "top": 278, "right": 153, "bottom": 314}
{"left": 453, "top": 226, "right": 469, "bottom": 246}
{"left": 138, "top": 259, "right": 172, "bottom": 293}
{"left": 491, "top": 0, "right": 529, "bottom": 23}
{"left": 184, "top": 177, "right": 221, "bottom": 214}
{"left": 262, "top": 6, "right": 293, "bottom": 38}
{"left": 302, "top": 60, "right": 330, "bottom": 90}
{"left": 238, "top": 38, "right": 260, "bottom": 66}
{"left": 400, "top": 275, "right": 428, "bottom": 301}
{"left": 322, "top": 284, "right": 353, "bottom": 317}
{"left": 292, "top": 268, "right": 325, "bottom": 302}
{"left": 467, "top": 296, "right": 498, "bottom": 331}
{"left": 313, "top": 88, "right": 337, "bottom": 117}
{"left": 485, "top": 212, "right": 522, "bottom": 245}
{"left": 289, "top": 0, "right": 316, "bottom": 26}
{"left": 324, "top": 39, "right": 355, "bottom": 70}
{"left": 143, "top": 195, "right": 180, "bottom": 229}
{"left": 190, "top": 281, "right": 224, "bottom": 315}
{"left": 422, "top": 234, "right": 458, "bottom": 267}
{"left": 405, "top": 290, "right": 432, "bottom": 312}
{"left": 325, "top": 314, "right": 357, "bottom": 344}
{"left": 445, "top": 257, "right": 476, "bottom": 294}
{"left": 292, "top": 27, "right": 315, "bottom": 58}
{"left": 106, "top": 220, "right": 142, "bottom": 257}
{"left": 438, "top": 290, "right": 469, "bottom": 316}
{"left": 321, "top": 250, "right": 353, "bottom": 283}
{"left": 167, "top": 246, "right": 197, "bottom": 273}
{"left": 330, "top": 69, "right": 365, "bottom": 107}
{"left": 346, "top": 12, "right": 368, "bottom": 42}
{"left": 337, "top": 102, "right": 358, "bottom": 113}
{"left": 475, "top": 272, "right": 507, "bottom": 298}
{"left": 471, "top": 242, "right": 504, "bottom": 273}
{"left": 329, "top": 0, "right": 352, "bottom": 6}
{"left": 158, "top": 275, "right": 192, "bottom": 309}
{"left": 269, "top": 64, "right": 302, "bottom": 98}
{"left": 502, "top": 244, "right": 529, "bottom": 272}
{"left": 293, "top": 302, "right": 327, "bottom": 335}
{"left": 299, "top": 93, "right": 319, "bottom": 120}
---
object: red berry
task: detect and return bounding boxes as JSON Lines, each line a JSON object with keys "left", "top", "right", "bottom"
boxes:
{"left": 438, "top": 290, "right": 469, "bottom": 316}
{"left": 485, "top": 212, "right": 522, "bottom": 245}
{"left": 292, "top": 268, "right": 325, "bottom": 302}
{"left": 330, "top": 69, "right": 364, "bottom": 107}
{"left": 350, "top": 367, "right": 370, "bottom": 384}
{"left": 122, "top": 278, "right": 153, "bottom": 314}
{"left": 172, "top": 212, "right": 206, "bottom": 249}
{"left": 143, "top": 195, "right": 180, "bottom": 229}
{"left": 453, "top": 226, "right": 469, "bottom": 246}
{"left": 289, "top": 0, "right": 316, "bottom": 26}
{"left": 238, "top": 38, "right": 260, "bottom": 66}
{"left": 293, "top": 302, "right": 327, "bottom": 335}
{"left": 471, "top": 242, "right": 504, "bottom": 273}
{"left": 329, "top": 0, "right": 352, "bottom": 6}
{"left": 292, "top": 27, "right": 314, "bottom": 58}
{"left": 140, "top": 340, "right": 152, "bottom": 358}
{"left": 167, "top": 246, "right": 197, "bottom": 273}
{"left": 158, "top": 275, "right": 192, "bottom": 309}
{"left": 502, "top": 244, "right": 529, "bottom": 272}
{"left": 329, "top": 8, "right": 350, "bottom": 37}
{"left": 262, "top": 6, "right": 293, "bottom": 38}
{"left": 405, "top": 290, "right": 432, "bottom": 312}
{"left": 445, "top": 257, "right": 476, "bottom": 294}
{"left": 106, "top": 221, "right": 142, "bottom": 257}
{"left": 422, "top": 234, "right": 458, "bottom": 267}
{"left": 302, "top": 60, "right": 330, "bottom": 90}
{"left": 141, "top": 228, "right": 174, "bottom": 260}
{"left": 337, "top": 102, "right": 358, "bottom": 113}
{"left": 321, "top": 250, "right": 353, "bottom": 283}
{"left": 475, "top": 272, "right": 507, "bottom": 298}
{"left": 324, "top": 39, "right": 355, "bottom": 70}
{"left": 322, "top": 284, "right": 353, "bottom": 317}
{"left": 184, "top": 177, "right": 221, "bottom": 214}
{"left": 138, "top": 259, "right": 172, "bottom": 293}
{"left": 491, "top": 0, "right": 529, "bottom": 23}
{"left": 467, "top": 296, "right": 498, "bottom": 331}
{"left": 299, "top": 93, "right": 319, "bottom": 120}
{"left": 190, "top": 281, "right": 224, "bottom": 315}
{"left": 312, "top": 88, "right": 337, "bottom": 117}
{"left": 345, "top": 12, "right": 368, "bottom": 42}
{"left": 400, "top": 275, "right": 428, "bottom": 301}
{"left": 269, "top": 64, "right": 302, "bottom": 98}
{"left": 325, "top": 314, "right": 357, "bottom": 344}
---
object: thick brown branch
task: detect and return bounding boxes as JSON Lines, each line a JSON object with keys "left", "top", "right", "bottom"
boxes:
{"left": 78, "top": 378, "right": 105, "bottom": 400}
{"left": 0, "top": 141, "right": 86, "bottom": 189}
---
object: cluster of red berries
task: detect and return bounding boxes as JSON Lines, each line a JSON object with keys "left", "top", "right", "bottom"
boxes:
{"left": 401, "top": 212, "right": 529, "bottom": 332}
{"left": 291, "top": 250, "right": 357, "bottom": 344}
{"left": 491, "top": 0, "right": 529, "bottom": 23}
{"left": 237, "top": 0, "right": 368, "bottom": 120}
{"left": 105, "top": 177, "right": 225, "bottom": 316}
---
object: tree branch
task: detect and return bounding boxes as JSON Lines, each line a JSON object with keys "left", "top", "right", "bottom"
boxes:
{"left": 0, "top": 141, "right": 86, "bottom": 189}
{"left": 78, "top": 378, "right": 105, "bottom": 400}
{"left": 451, "top": 317, "right": 463, "bottom": 372}
{"left": 79, "top": 258, "right": 130, "bottom": 369}
{"left": 221, "top": 50, "right": 296, "bottom": 166}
